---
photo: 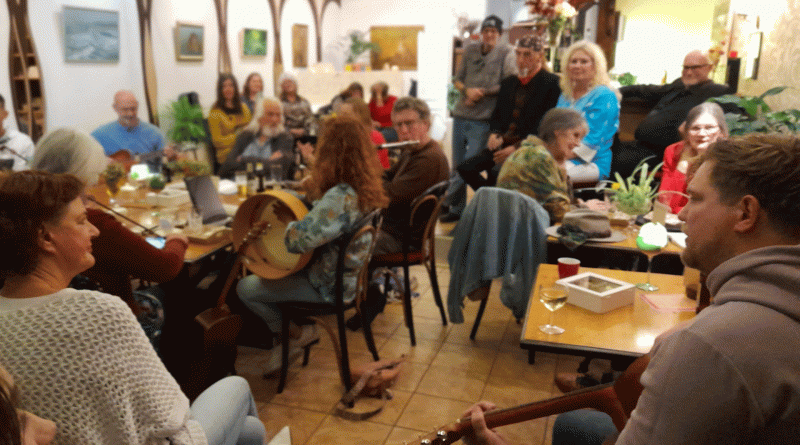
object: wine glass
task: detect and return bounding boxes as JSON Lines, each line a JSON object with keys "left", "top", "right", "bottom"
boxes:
{"left": 539, "top": 284, "right": 567, "bottom": 335}
{"left": 636, "top": 223, "right": 669, "bottom": 292}
{"left": 105, "top": 174, "right": 126, "bottom": 211}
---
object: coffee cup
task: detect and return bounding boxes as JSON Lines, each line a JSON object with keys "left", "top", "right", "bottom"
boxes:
{"left": 558, "top": 257, "right": 581, "bottom": 278}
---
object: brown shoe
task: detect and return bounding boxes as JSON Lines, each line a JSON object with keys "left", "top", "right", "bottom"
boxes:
{"left": 554, "top": 372, "right": 601, "bottom": 393}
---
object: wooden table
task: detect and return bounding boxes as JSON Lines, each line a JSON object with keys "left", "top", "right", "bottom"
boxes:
{"left": 520, "top": 264, "right": 695, "bottom": 367}
{"left": 87, "top": 182, "right": 246, "bottom": 263}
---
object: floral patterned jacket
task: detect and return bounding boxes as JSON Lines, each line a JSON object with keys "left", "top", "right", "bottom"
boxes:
{"left": 285, "top": 183, "right": 369, "bottom": 302}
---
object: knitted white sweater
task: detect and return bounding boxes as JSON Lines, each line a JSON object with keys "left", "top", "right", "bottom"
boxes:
{"left": 0, "top": 288, "right": 207, "bottom": 445}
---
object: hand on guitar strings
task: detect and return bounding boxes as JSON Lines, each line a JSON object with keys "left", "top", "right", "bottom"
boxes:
{"left": 462, "top": 401, "right": 509, "bottom": 445}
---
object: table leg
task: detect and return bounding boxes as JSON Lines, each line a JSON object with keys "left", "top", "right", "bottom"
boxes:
{"left": 528, "top": 349, "right": 536, "bottom": 365}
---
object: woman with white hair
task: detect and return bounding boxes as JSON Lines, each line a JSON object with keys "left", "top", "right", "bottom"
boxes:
{"left": 30, "top": 128, "right": 188, "bottom": 330}
{"left": 278, "top": 72, "right": 316, "bottom": 137}
{"left": 556, "top": 40, "right": 620, "bottom": 182}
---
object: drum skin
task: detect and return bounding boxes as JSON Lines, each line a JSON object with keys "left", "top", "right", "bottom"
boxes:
{"left": 232, "top": 190, "right": 313, "bottom": 279}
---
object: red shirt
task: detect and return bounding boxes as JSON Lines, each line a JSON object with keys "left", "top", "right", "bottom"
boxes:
{"left": 370, "top": 129, "right": 390, "bottom": 169}
{"left": 84, "top": 208, "right": 188, "bottom": 309}
{"left": 369, "top": 95, "right": 397, "bottom": 128}
{"left": 658, "top": 141, "right": 689, "bottom": 214}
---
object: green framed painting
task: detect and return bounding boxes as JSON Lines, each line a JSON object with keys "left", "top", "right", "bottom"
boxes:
{"left": 241, "top": 28, "right": 267, "bottom": 58}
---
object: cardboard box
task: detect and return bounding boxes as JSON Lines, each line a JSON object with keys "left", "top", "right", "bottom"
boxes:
{"left": 145, "top": 189, "right": 190, "bottom": 207}
{"left": 557, "top": 272, "right": 636, "bottom": 313}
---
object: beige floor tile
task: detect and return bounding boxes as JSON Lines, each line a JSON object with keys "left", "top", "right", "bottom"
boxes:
{"left": 488, "top": 351, "right": 557, "bottom": 392}
{"left": 268, "top": 371, "right": 343, "bottom": 412}
{"left": 378, "top": 337, "right": 442, "bottom": 364}
{"left": 305, "top": 415, "right": 393, "bottom": 445}
{"left": 257, "top": 403, "right": 326, "bottom": 445}
{"left": 344, "top": 389, "right": 414, "bottom": 426}
{"left": 393, "top": 316, "right": 452, "bottom": 343}
{"left": 480, "top": 383, "right": 552, "bottom": 409}
{"left": 494, "top": 417, "right": 549, "bottom": 445}
{"left": 416, "top": 364, "right": 487, "bottom": 402}
{"left": 446, "top": 319, "right": 507, "bottom": 349}
{"left": 430, "top": 342, "right": 498, "bottom": 375}
{"left": 395, "top": 393, "right": 472, "bottom": 433}
{"left": 392, "top": 360, "right": 429, "bottom": 393}
{"left": 384, "top": 426, "right": 429, "bottom": 445}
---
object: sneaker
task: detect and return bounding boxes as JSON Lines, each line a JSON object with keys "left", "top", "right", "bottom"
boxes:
{"left": 294, "top": 324, "right": 320, "bottom": 348}
{"left": 262, "top": 344, "right": 303, "bottom": 378}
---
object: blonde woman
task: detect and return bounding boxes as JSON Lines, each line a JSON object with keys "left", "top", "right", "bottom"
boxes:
{"left": 556, "top": 40, "right": 619, "bottom": 182}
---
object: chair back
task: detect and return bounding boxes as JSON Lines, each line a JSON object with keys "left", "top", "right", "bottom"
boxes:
{"left": 406, "top": 180, "right": 449, "bottom": 255}
{"left": 334, "top": 209, "right": 383, "bottom": 308}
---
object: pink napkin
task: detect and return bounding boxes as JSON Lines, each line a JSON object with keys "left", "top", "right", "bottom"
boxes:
{"left": 641, "top": 293, "right": 696, "bottom": 312}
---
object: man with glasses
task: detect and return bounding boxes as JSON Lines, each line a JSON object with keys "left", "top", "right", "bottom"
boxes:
{"left": 455, "top": 35, "right": 561, "bottom": 198}
{"left": 440, "top": 15, "right": 513, "bottom": 223}
{"left": 614, "top": 50, "right": 733, "bottom": 177}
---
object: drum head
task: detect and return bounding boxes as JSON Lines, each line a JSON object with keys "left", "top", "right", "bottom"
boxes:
{"left": 232, "top": 190, "right": 312, "bottom": 279}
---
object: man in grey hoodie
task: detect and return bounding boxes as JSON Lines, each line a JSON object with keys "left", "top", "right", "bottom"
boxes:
{"left": 463, "top": 133, "right": 800, "bottom": 445}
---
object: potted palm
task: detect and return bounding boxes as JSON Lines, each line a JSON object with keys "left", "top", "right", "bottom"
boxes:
{"left": 161, "top": 96, "right": 208, "bottom": 154}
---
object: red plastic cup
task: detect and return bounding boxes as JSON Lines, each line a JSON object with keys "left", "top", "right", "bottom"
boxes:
{"left": 558, "top": 257, "right": 581, "bottom": 279}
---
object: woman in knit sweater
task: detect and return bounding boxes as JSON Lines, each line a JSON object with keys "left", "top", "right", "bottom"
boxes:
{"left": 0, "top": 171, "right": 264, "bottom": 445}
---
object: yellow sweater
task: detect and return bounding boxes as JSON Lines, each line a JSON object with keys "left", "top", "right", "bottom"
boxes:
{"left": 208, "top": 102, "right": 252, "bottom": 163}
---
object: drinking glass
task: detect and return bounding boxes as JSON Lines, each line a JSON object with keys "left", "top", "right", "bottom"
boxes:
{"left": 105, "top": 175, "right": 126, "bottom": 210}
{"left": 539, "top": 284, "right": 567, "bottom": 335}
{"left": 270, "top": 164, "right": 283, "bottom": 189}
{"left": 637, "top": 248, "right": 662, "bottom": 292}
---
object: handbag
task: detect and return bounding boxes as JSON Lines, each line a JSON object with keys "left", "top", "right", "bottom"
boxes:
{"left": 334, "top": 358, "right": 404, "bottom": 421}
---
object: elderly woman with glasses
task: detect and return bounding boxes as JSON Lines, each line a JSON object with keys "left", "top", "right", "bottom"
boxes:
{"left": 658, "top": 102, "right": 728, "bottom": 214}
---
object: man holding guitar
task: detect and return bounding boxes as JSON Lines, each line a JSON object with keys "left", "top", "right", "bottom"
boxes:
{"left": 92, "top": 90, "right": 176, "bottom": 172}
{"left": 461, "top": 134, "right": 800, "bottom": 445}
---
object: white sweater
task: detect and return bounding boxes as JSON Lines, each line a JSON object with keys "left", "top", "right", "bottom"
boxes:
{"left": 0, "top": 288, "right": 207, "bottom": 445}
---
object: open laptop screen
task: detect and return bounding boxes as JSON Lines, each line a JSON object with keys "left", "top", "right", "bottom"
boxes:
{"left": 184, "top": 175, "right": 229, "bottom": 225}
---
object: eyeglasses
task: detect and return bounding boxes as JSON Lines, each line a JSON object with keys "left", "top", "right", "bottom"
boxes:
{"left": 394, "top": 119, "right": 421, "bottom": 129}
{"left": 682, "top": 64, "right": 710, "bottom": 71}
{"left": 688, "top": 124, "right": 719, "bottom": 134}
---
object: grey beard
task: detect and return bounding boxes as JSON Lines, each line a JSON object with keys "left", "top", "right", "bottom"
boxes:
{"left": 518, "top": 67, "right": 530, "bottom": 78}
{"left": 259, "top": 124, "right": 285, "bottom": 139}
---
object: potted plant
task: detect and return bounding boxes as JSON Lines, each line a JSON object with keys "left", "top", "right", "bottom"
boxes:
{"left": 160, "top": 96, "right": 207, "bottom": 151}
{"left": 709, "top": 86, "right": 800, "bottom": 135}
{"left": 607, "top": 160, "right": 662, "bottom": 217}
{"left": 344, "top": 30, "right": 379, "bottom": 67}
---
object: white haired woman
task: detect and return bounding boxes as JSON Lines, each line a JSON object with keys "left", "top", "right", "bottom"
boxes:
{"left": 556, "top": 40, "right": 620, "bottom": 183}
{"left": 278, "top": 72, "right": 316, "bottom": 137}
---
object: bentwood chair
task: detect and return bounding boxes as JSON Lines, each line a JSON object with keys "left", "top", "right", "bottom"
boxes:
{"left": 275, "top": 210, "right": 383, "bottom": 393}
{"left": 369, "top": 180, "right": 450, "bottom": 346}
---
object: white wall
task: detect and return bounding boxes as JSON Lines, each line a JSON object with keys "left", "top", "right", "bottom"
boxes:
{"left": 227, "top": 0, "right": 274, "bottom": 99}
{"left": 1, "top": 1, "right": 14, "bottom": 130}
{"left": 614, "top": 0, "right": 716, "bottom": 84}
{"left": 31, "top": 0, "right": 143, "bottom": 132}
{"left": 280, "top": 0, "right": 316, "bottom": 75}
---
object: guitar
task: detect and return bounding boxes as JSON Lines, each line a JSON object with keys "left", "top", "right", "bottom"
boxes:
{"left": 109, "top": 148, "right": 168, "bottom": 172}
{"left": 410, "top": 355, "right": 650, "bottom": 445}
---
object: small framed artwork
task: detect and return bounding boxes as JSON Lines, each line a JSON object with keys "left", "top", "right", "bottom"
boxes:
{"left": 175, "top": 22, "right": 204, "bottom": 61}
{"left": 241, "top": 28, "right": 268, "bottom": 58}
{"left": 370, "top": 26, "right": 424, "bottom": 70}
{"left": 62, "top": 6, "right": 120, "bottom": 63}
{"left": 292, "top": 24, "right": 308, "bottom": 68}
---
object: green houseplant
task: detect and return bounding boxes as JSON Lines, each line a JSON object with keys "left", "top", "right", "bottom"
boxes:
{"left": 709, "top": 86, "right": 800, "bottom": 135}
{"left": 161, "top": 96, "right": 207, "bottom": 144}
{"left": 345, "top": 31, "right": 379, "bottom": 64}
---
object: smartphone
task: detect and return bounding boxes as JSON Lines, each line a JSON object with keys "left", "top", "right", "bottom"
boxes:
{"left": 145, "top": 236, "right": 166, "bottom": 249}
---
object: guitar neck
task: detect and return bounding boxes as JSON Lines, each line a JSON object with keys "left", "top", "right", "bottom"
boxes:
{"left": 433, "top": 383, "right": 625, "bottom": 445}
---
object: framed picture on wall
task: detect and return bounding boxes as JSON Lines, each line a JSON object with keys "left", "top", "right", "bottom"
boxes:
{"left": 175, "top": 22, "right": 204, "bottom": 61}
{"left": 241, "top": 28, "right": 268, "bottom": 58}
{"left": 62, "top": 6, "right": 120, "bottom": 63}
{"left": 292, "top": 24, "right": 308, "bottom": 68}
{"left": 370, "top": 26, "right": 424, "bottom": 70}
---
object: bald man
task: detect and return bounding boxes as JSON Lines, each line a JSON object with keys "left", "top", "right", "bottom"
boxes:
{"left": 614, "top": 50, "right": 734, "bottom": 177}
{"left": 91, "top": 90, "right": 167, "bottom": 172}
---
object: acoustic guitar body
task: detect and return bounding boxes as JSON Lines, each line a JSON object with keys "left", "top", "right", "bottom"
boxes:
{"left": 232, "top": 190, "right": 312, "bottom": 279}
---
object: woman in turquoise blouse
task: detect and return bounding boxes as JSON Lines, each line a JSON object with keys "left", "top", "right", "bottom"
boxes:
{"left": 237, "top": 115, "right": 388, "bottom": 373}
{"left": 556, "top": 40, "right": 620, "bottom": 182}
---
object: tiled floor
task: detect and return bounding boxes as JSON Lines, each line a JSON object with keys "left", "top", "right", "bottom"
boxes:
{"left": 235, "top": 261, "right": 586, "bottom": 445}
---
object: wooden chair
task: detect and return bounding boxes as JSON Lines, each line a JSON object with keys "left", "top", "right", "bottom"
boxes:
{"left": 370, "top": 180, "right": 449, "bottom": 346}
{"left": 275, "top": 210, "right": 383, "bottom": 393}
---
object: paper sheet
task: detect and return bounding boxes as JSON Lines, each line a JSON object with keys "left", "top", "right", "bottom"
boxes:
{"left": 641, "top": 293, "right": 696, "bottom": 312}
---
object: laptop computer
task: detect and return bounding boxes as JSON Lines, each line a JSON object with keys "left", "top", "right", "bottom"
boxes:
{"left": 184, "top": 175, "right": 232, "bottom": 226}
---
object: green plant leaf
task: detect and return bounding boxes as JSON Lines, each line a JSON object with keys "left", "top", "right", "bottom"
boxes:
{"left": 759, "top": 86, "right": 789, "bottom": 100}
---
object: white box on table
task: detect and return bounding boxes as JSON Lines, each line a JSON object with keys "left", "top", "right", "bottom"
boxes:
{"left": 556, "top": 272, "right": 636, "bottom": 314}
{"left": 145, "top": 189, "right": 190, "bottom": 207}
